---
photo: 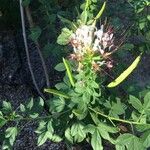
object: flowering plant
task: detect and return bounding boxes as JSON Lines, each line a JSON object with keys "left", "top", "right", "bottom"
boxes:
{"left": 0, "top": 1, "right": 150, "bottom": 150}
{"left": 43, "top": 1, "right": 149, "bottom": 150}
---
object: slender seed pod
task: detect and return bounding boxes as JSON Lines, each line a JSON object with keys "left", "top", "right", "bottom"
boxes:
{"left": 63, "top": 58, "right": 75, "bottom": 87}
{"left": 44, "top": 89, "right": 70, "bottom": 99}
{"left": 107, "top": 53, "right": 142, "bottom": 88}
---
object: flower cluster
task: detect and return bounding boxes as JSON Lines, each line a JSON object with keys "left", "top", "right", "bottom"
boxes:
{"left": 70, "top": 25, "right": 115, "bottom": 71}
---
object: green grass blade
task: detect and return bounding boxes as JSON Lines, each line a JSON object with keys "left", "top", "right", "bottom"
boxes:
{"left": 107, "top": 53, "right": 142, "bottom": 88}
{"left": 63, "top": 58, "right": 75, "bottom": 87}
{"left": 44, "top": 89, "right": 70, "bottom": 99}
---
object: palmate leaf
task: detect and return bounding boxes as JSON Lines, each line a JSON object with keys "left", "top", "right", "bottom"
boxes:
{"left": 109, "top": 99, "right": 126, "bottom": 118}
{"left": 129, "top": 95, "right": 143, "bottom": 112}
{"left": 91, "top": 128, "right": 103, "bottom": 150}
{"left": 50, "top": 97, "right": 65, "bottom": 113}
{"left": 5, "top": 127, "right": 18, "bottom": 146}
{"left": 107, "top": 53, "right": 142, "bottom": 88}
{"left": 70, "top": 123, "right": 86, "bottom": 143}
{"left": 98, "top": 122, "right": 119, "bottom": 134}
{"left": 129, "top": 92, "right": 150, "bottom": 116}
{"left": 65, "top": 127, "right": 74, "bottom": 144}
{"left": 116, "top": 133, "right": 145, "bottom": 150}
{"left": 141, "top": 130, "right": 150, "bottom": 148}
{"left": 83, "top": 124, "right": 95, "bottom": 134}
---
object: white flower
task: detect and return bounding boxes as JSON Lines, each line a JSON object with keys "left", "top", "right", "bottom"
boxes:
{"left": 95, "top": 25, "right": 104, "bottom": 41}
{"left": 70, "top": 24, "right": 115, "bottom": 56}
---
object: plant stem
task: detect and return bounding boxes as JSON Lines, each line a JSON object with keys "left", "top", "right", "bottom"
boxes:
{"left": 89, "top": 107, "right": 150, "bottom": 126}
{"left": 13, "top": 109, "right": 71, "bottom": 122}
{"left": 19, "top": 0, "right": 46, "bottom": 100}
{"left": 25, "top": 6, "right": 50, "bottom": 88}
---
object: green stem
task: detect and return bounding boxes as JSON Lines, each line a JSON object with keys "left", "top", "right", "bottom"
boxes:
{"left": 137, "top": 109, "right": 145, "bottom": 122}
{"left": 89, "top": 107, "right": 150, "bottom": 126}
{"left": 9, "top": 109, "right": 71, "bottom": 122}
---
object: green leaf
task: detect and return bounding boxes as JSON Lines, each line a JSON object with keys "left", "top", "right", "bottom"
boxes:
{"left": 57, "top": 15, "right": 76, "bottom": 30}
{"left": 27, "top": 98, "right": 34, "bottom": 110}
{"left": 63, "top": 58, "right": 75, "bottom": 87}
{"left": 5, "top": 127, "right": 17, "bottom": 138}
{"left": 139, "top": 22, "right": 146, "bottom": 30}
{"left": 72, "top": 108, "right": 88, "bottom": 120}
{"left": 147, "top": 15, "right": 150, "bottom": 21}
{"left": 98, "top": 123, "right": 117, "bottom": 144}
{"left": 35, "top": 121, "right": 47, "bottom": 134}
{"left": 83, "top": 124, "right": 95, "bottom": 134}
{"left": 3, "top": 101, "right": 12, "bottom": 112}
{"left": 50, "top": 134, "right": 62, "bottom": 142}
{"left": 44, "top": 88, "right": 70, "bottom": 99}
{"left": 116, "top": 145, "right": 125, "bottom": 150}
{"left": 55, "top": 82, "right": 68, "bottom": 90}
{"left": 29, "top": 113, "right": 39, "bottom": 119}
{"left": 116, "top": 134, "right": 144, "bottom": 150}
{"left": 107, "top": 53, "right": 142, "bottom": 88}
{"left": 91, "top": 129, "right": 103, "bottom": 150}
{"left": 50, "top": 97, "right": 65, "bottom": 113}
{"left": 90, "top": 81, "right": 99, "bottom": 89}
{"left": 80, "top": 10, "right": 88, "bottom": 24}
{"left": 83, "top": 92, "right": 91, "bottom": 104}
{"left": 141, "top": 130, "right": 150, "bottom": 148}
{"left": 65, "top": 128, "right": 73, "bottom": 144}
{"left": 5, "top": 127, "right": 18, "bottom": 146}
{"left": 20, "top": 104, "right": 26, "bottom": 112}
{"left": 129, "top": 95, "right": 143, "bottom": 112}
{"left": 92, "top": 0, "right": 97, "bottom": 3}
{"left": 71, "top": 123, "right": 86, "bottom": 143}
{"left": 0, "top": 116, "right": 7, "bottom": 128}
{"left": 98, "top": 122, "right": 119, "bottom": 134}
{"left": 37, "top": 131, "right": 49, "bottom": 146}
{"left": 57, "top": 28, "right": 73, "bottom": 45}
{"left": 39, "top": 98, "right": 44, "bottom": 107}
{"left": 47, "top": 121, "right": 54, "bottom": 134}
{"left": 90, "top": 112, "right": 101, "bottom": 125}
{"left": 109, "top": 99, "right": 126, "bottom": 117}
{"left": 121, "top": 43, "right": 134, "bottom": 51}
{"left": 143, "top": 92, "right": 150, "bottom": 112}
{"left": 135, "top": 124, "right": 150, "bottom": 132}
{"left": 29, "top": 26, "right": 41, "bottom": 42}
{"left": 55, "top": 63, "right": 66, "bottom": 72}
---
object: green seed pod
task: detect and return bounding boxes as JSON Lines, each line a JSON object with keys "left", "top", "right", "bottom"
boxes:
{"left": 107, "top": 53, "right": 142, "bottom": 88}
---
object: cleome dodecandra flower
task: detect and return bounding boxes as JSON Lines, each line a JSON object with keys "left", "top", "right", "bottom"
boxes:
{"left": 69, "top": 24, "right": 116, "bottom": 71}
